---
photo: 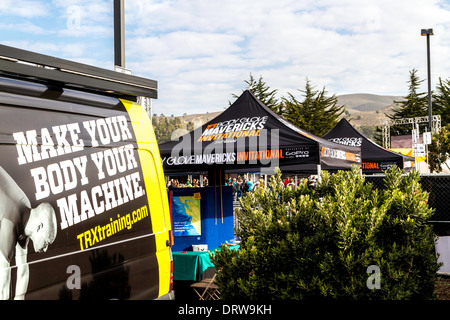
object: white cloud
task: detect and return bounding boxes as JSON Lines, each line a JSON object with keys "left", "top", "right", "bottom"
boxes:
{"left": 50, "top": 0, "right": 112, "bottom": 38}
{"left": 0, "top": 21, "right": 48, "bottom": 35}
{"left": 2, "top": 0, "right": 450, "bottom": 118}
{"left": 0, "top": 0, "right": 49, "bottom": 17}
{"left": 128, "top": 31, "right": 243, "bottom": 60}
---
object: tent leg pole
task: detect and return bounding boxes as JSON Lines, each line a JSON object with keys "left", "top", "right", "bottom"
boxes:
{"left": 220, "top": 169, "right": 223, "bottom": 224}
{"left": 214, "top": 170, "right": 217, "bottom": 225}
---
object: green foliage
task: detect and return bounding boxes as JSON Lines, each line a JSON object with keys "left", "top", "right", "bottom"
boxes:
{"left": 359, "top": 125, "right": 376, "bottom": 141}
{"left": 282, "top": 79, "right": 345, "bottom": 136}
{"left": 433, "top": 77, "right": 450, "bottom": 127}
{"left": 386, "top": 69, "right": 428, "bottom": 135}
{"left": 232, "top": 73, "right": 280, "bottom": 114}
{"left": 428, "top": 124, "right": 450, "bottom": 172}
{"left": 232, "top": 75, "right": 346, "bottom": 137}
{"left": 151, "top": 114, "right": 183, "bottom": 144}
{"left": 211, "top": 166, "right": 441, "bottom": 300}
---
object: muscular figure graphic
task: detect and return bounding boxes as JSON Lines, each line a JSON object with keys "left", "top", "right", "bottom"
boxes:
{"left": 0, "top": 166, "right": 57, "bottom": 300}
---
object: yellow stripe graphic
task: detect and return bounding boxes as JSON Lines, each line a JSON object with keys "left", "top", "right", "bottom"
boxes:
{"left": 121, "top": 99, "right": 171, "bottom": 298}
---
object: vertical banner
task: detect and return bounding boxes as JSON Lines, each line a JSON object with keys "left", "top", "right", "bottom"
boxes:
{"left": 172, "top": 193, "right": 201, "bottom": 236}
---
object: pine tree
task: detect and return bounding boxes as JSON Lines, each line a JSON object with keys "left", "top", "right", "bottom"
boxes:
{"left": 428, "top": 124, "right": 450, "bottom": 172}
{"left": 427, "top": 78, "right": 450, "bottom": 171}
{"left": 433, "top": 77, "right": 450, "bottom": 127}
{"left": 386, "top": 69, "right": 428, "bottom": 135}
{"left": 232, "top": 73, "right": 281, "bottom": 114}
{"left": 282, "top": 79, "right": 345, "bottom": 136}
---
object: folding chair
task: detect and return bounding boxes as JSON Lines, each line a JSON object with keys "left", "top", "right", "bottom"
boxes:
{"left": 190, "top": 274, "right": 220, "bottom": 300}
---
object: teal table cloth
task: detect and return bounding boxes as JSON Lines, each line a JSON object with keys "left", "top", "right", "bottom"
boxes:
{"left": 173, "top": 245, "right": 240, "bottom": 281}
{"left": 173, "top": 251, "right": 215, "bottom": 281}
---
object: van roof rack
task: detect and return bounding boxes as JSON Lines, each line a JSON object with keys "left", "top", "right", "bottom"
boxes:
{"left": 0, "top": 44, "right": 157, "bottom": 99}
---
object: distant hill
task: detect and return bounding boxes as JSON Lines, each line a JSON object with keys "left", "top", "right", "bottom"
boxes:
{"left": 337, "top": 93, "right": 403, "bottom": 112}
{"left": 166, "top": 111, "right": 222, "bottom": 129}
{"left": 154, "top": 93, "right": 402, "bottom": 141}
{"left": 336, "top": 93, "right": 403, "bottom": 133}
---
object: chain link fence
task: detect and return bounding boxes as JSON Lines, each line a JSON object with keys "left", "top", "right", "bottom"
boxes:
{"left": 233, "top": 174, "right": 450, "bottom": 236}
{"left": 365, "top": 174, "right": 450, "bottom": 236}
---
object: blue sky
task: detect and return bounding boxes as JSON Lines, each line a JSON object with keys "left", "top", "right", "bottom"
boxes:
{"left": 1, "top": 0, "right": 450, "bottom": 117}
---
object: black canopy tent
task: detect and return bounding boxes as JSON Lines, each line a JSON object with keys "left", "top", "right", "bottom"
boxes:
{"left": 322, "top": 118, "right": 415, "bottom": 174}
{"left": 159, "top": 90, "right": 361, "bottom": 178}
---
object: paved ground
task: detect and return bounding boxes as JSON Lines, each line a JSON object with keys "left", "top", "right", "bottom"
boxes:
{"left": 435, "top": 277, "right": 450, "bottom": 300}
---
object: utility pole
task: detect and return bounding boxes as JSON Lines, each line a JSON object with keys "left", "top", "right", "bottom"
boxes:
{"left": 113, "top": 0, "right": 152, "bottom": 117}
{"left": 421, "top": 28, "right": 433, "bottom": 132}
{"left": 114, "top": 0, "right": 125, "bottom": 68}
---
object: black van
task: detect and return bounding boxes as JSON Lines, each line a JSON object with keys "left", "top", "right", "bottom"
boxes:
{"left": 0, "top": 45, "right": 173, "bottom": 300}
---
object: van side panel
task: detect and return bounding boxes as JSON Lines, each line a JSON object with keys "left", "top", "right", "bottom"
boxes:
{"left": 121, "top": 99, "right": 172, "bottom": 298}
{"left": 0, "top": 86, "right": 166, "bottom": 299}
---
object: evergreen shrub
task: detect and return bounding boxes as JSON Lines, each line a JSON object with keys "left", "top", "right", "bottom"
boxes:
{"left": 211, "top": 166, "right": 441, "bottom": 300}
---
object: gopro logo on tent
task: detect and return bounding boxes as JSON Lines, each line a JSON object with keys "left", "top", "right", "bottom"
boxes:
{"left": 285, "top": 148, "right": 309, "bottom": 158}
